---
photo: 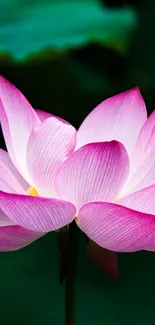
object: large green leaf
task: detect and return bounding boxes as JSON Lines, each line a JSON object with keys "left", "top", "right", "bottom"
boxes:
{"left": 0, "top": 0, "right": 137, "bottom": 60}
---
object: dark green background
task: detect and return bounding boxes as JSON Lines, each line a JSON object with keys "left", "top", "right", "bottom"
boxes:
{"left": 1, "top": 233, "right": 155, "bottom": 325}
{"left": 0, "top": 0, "right": 155, "bottom": 324}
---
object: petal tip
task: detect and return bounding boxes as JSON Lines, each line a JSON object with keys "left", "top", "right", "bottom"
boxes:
{"left": 121, "top": 86, "right": 142, "bottom": 99}
{"left": 0, "top": 75, "right": 9, "bottom": 86}
{"left": 127, "top": 86, "right": 145, "bottom": 102}
{"left": 108, "top": 140, "right": 129, "bottom": 156}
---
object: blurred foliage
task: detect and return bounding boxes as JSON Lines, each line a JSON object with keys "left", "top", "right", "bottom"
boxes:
{"left": 126, "top": 0, "right": 155, "bottom": 91}
{"left": 0, "top": 0, "right": 136, "bottom": 60}
{"left": 104, "top": 0, "right": 145, "bottom": 8}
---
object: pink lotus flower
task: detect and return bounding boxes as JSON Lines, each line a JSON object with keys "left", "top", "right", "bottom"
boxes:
{"left": 1, "top": 76, "right": 155, "bottom": 253}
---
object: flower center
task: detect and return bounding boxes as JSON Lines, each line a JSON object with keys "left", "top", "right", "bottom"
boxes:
{"left": 27, "top": 186, "right": 39, "bottom": 196}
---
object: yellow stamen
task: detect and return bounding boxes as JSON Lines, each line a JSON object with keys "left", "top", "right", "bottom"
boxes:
{"left": 27, "top": 186, "right": 39, "bottom": 196}
{"left": 74, "top": 216, "right": 78, "bottom": 223}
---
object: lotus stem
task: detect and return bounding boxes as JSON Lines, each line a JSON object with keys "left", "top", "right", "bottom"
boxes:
{"left": 65, "top": 221, "right": 79, "bottom": 325}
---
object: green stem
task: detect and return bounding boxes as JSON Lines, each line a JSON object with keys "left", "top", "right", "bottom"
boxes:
{"left": 65, "top": 221, "right": 79, "bottom": 325}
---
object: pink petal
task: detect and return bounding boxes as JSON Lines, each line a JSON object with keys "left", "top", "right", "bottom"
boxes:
{"left": 55, "top": 141, "right": 129, "bottom": 209}
{"left": 0, "top": 148, "right": 28, "bottom": 194}
{"left": 78, "top": 202, "right": 155, "bottom": 252}
{"left": 0, "top": 76, "right": 40, "bottom": 181}
{"left": 0, "top": 208, "right": 14, "bottom": 226}
{"left": 122, "top": 124, "right": 155, "bottom": 195}
{"left": 35, "top": 109, "right": 52, "bottom": 121}
{"left": 0, "top": 225, "right": 42, "bottom": 251}
{"left": 88, "top": 240, "right": 118, "bottom": 279}
{"left": 27, "top": 117, "right": 76, "bottom": 195}
{"left": 0, "top": 191, "right": 76, "bottom": 232}
{"left": 76, "top": 88, "right": 147, "bottom": 155}
{"left": 117, "top": 185, "right": 155, "bottom": 215}
{"left": 129, "top": 110, "right": 155, "bottom": 176}
{"left": 36, "top": 109, "right": 69, "bottom": 124}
